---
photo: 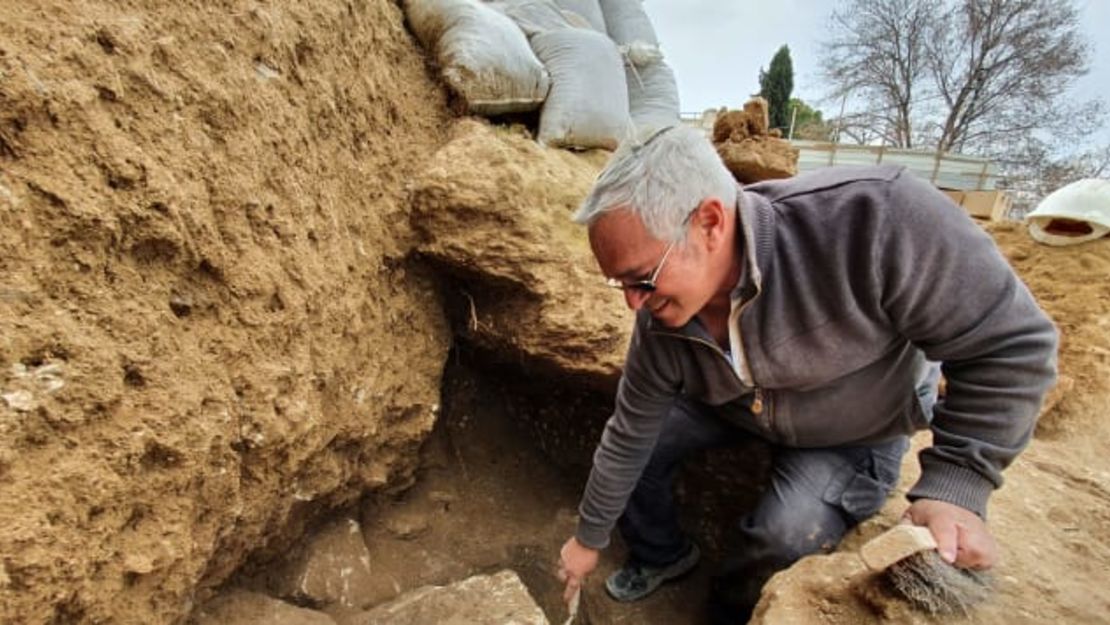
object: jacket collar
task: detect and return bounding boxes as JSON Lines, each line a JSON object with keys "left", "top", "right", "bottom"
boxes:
{"left": 732, "top": 184, "right": 773, "bottom": 301}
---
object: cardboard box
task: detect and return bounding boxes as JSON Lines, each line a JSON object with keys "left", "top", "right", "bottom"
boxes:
{"left": 962, "top": 190, "right": 1012, "bottom": 221}
{"left": 937, "top": 188, "right": 1011, "bottom": 221}
{"left": 940, "top": 189, "right": 965, "bottom": 207}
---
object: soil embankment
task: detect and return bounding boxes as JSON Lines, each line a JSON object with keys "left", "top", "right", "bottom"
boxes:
{"left": 1, "top": 2, "right": 452, "bottom": 622}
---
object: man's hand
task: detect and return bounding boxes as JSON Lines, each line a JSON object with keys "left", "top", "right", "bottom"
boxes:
{"left": 902, "top": 499, "right": 998, "bottom": 569}
{"left": 557, "top": 536, "right": 599, "bottom": 603}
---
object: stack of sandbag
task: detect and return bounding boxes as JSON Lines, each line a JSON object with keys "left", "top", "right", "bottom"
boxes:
{"left": 598, "top": 0, "right": 679, "bottom": 133}
{"left": 491, "top": 0, "right": 632, "bottom": 150}
{"left": 404, "top": 0, "right": 550, "bottom": 114}
{"left": 405, "top": 0, "right": 677, "bottom": 150}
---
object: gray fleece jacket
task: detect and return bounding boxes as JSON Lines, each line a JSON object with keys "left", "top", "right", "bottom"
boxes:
{"left": 576, "top": 165, "right": 1058, "bottom": 550}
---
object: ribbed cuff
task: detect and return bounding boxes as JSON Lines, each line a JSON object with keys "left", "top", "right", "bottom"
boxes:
{"left": 575, "top": 521, "right": 611, "bottom": 550}
{"left": 907, "top": 460, "right": 995, "bottom": 520}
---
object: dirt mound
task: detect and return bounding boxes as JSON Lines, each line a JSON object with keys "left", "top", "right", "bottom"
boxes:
{"left": 986, "top": 224, "right": 1110, "bottom": 439}
{"left": 0, "top": 1, "right": 453, "bottom": 623}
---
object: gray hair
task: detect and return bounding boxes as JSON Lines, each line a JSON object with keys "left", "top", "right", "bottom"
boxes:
{"left": 573, "top": 125, "right": 737, "bottom": 242}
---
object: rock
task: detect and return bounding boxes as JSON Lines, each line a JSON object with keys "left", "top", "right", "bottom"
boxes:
{"left": 0, "top": 390, "right": 35, "bottom": 412}
{"left": 345, "top": 570, "right": 548, "bottom": 625}
{"left": 410, "top": 119, "right": 631, "bottom": 389}
{"left": 716, "top": 138, "right": 799, "bottom": 184}
{"left": 190, "top": 589, "right": 338, "bottom": 625}
{"left": 750, "top": 552, "right": 875, "bottom": 625}
{"left": 269, "top": 518, "right": 375, "bottom": 610}
{"left": 384, "top": 511, "right": 430, "bottom": 541}
{"left": 123, "top": 553, "right": 157, "bottom": 576}
{"left": 711, "top": 97, "right": 798, "bottom": 184}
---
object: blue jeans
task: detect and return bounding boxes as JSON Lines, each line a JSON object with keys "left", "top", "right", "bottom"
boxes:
{"left": 616, "top": 398, "right": 915, "bottom": 624}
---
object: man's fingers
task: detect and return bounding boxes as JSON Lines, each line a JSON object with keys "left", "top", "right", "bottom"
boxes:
{"left": 562, "top": 577, "right": 581, "bottom": 603}
{"left": 954, "top": 522, "right": 998, "bottom": 570}
{"left": 928, "top": 518, "right": 959, "bottom": 564}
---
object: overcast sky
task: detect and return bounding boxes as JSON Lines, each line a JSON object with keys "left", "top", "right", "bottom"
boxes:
{"left": 643, "top": 0, "right": 1110, "bottom": 149}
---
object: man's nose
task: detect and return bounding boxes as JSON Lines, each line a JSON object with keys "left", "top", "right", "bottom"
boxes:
{"left": 624, "top": 287, "right": 650, "bottom": 310}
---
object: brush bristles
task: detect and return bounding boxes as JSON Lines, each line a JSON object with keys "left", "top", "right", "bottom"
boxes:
{"left": 887, "top": 551, "right": 993, "bottom": 616}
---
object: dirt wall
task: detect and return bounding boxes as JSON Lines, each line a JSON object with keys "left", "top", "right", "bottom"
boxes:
{"left": 0, "top": 2, "right": 452, "bottom": 623}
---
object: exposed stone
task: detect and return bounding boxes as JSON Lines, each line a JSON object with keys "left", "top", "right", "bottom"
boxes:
{"left": 190, "top": 590, "right": 338, "bottom": 625}
{"left": 345, "top": 570, "right": 548, "bottom": 625}
{"left": 410, "top": 119, "right": 631, "bottom": 389}
{"left": 711, "top": 97, "right": 798, "bottom": 184}
{"left": 269, "top": 518, "right": 375, "bottom": 610}
{"left": 0, "top": 390, "right": 35, "bottom": 412}
{"left": 716, "top": 138, "right": 799, "bottom": 184}
{"left": 750, "top": 552, "right": 874, "bottom": 625}
{"left": 384, "top": 511, "right": 431, "bottom": 541}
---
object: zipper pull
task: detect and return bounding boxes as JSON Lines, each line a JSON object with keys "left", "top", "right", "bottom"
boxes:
{"left": 751, "top": 388, "right": 764, "bottom": 415}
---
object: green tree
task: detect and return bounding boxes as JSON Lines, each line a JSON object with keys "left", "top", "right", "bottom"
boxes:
{"left": 759, "top": 45, "right": 794, "bottom": 133}
{"left": 787, "top": 98, "right": 832, "bottom": 141}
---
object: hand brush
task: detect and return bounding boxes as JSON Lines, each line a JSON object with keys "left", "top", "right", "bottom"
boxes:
{"left": 859, "top": 524, "right": 993, "bottom": 616}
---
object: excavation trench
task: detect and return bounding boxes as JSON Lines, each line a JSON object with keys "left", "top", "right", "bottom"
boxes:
{"left": 202, "top": 333, "right": 773, "bottom": 625}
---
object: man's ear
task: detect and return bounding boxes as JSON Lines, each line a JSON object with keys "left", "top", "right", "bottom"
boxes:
{"left": 694, "top": 197, "right": 727, "bottom": 250}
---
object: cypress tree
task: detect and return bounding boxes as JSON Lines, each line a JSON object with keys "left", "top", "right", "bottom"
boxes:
{"left": 759, "top": 45, "right": 795, "bottom": 133}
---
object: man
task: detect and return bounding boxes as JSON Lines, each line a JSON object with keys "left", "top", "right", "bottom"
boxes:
{"left": 556, "top": 125, "right": 1057, "bottom": 623}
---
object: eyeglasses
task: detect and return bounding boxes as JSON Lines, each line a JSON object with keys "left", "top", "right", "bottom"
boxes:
{"left": 605, "top": 238, "right": 678, "bottom": 293}
{"left": 605, "top": 204, "right": 698, "bottom": 293}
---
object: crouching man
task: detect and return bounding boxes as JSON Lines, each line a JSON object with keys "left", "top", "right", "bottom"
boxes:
{"left": 556, "top": 126, "right": 1057, "bottom": 624}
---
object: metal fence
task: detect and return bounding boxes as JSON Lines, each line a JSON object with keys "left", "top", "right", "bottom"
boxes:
{"left": 680, "top": 114, "right": 1002, "bottom": 192}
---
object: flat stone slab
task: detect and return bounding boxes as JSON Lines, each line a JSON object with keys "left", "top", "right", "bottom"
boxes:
{"left": 346, "top": 569, "right": 548, "bottom": 625}
{"left": 269, "top": 518, "right": 375, "bottom": 609}
{"left": 190, "top": 589, "right": 337, "bottom": 625}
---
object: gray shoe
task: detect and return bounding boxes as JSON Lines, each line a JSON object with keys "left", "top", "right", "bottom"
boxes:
{"left": 605, "top": 543, "right": 701, "bottom": 602}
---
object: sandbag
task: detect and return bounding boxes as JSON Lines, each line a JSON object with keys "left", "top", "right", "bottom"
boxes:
{"left": 531, "top": 29, "right": 631, "bottom": 149}
{"left": 486, "top": 0, "right": 581, "bottom": 35}
{"left": 405, "top": 0, "right": 550, "bottom": 114}
{"left": 598, "top": 0, "right": 657, "bottom": 47}
{"left": 626, "top": 60, "right": 680, "bottom": 133}
{"left": 552, "top": 0, "right": 607, "bottom": 32}
{"left": 595, "top": 0, "right": 677, "bottom": 132}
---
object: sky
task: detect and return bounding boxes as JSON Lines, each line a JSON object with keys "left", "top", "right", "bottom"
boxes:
{"left": 643, "top": 0, "right": 1110, "bottom": 150}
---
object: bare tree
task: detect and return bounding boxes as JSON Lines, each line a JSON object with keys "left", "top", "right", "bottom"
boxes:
{"left": 928, "top": 0, "right": 1090, "bottom": 153}
{"left": 819, "top": 0, "right": 1097, "bottom": 157}
{"left": 997, "top": 97, "right": 1110, "bottom": 213}
{"left": 820, "top": 0, "right": 940, "bottom": 148}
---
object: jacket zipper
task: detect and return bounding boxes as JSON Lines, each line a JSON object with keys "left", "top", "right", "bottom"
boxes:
{"left": 651, "top": 331, "right": 772, "bottom": 427}
{"left": 730, "top": 283, "right": 771, "bottom": 428}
